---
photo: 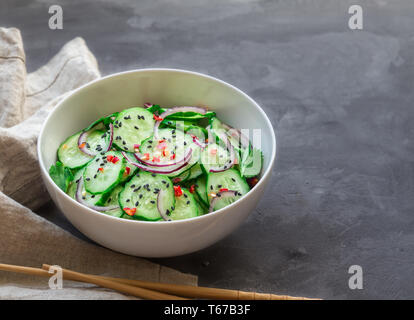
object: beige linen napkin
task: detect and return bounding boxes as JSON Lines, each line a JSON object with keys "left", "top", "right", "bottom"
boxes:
{"left": 0, "top": 28, "right": 197, "bottom": 299}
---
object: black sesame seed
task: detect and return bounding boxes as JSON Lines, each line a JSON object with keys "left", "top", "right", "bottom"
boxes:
{"left": 231, "top": 178, "right": 236, "bottom": 182}
{"left": 218, "top": 185, "right": 222, "bottom": 188}
{"left": 166, "top": 209, "right": 170, "bottom": 216}
{"left": 217, "top": 193, "right": 221, "bottom": 197}
{"left": 134, "top": 126, "right": 139, "bottom": 130}
{"left": 126, "top": 199, "right": 130, "bottom": 202}
{"left": 131, "top": 184, "right": 136, "bottom": 188}
{"left": 82, "top": 196, "right": 86, "bottom": 200}
{"left": 122, "top": 141, "right": 126, "bottom": 145}
{"left": 91, "top": 195, "right": 95, "bottom": 198}
{"left": 94, "top": 174, "right": 97, "bottom": 179}
{"left": 150, "top": 200, "right": 155, "bottom": 204}
{"left": 186, "top": 201, "right": 190, "bottom": 205}
{"left": 151, "top": 173, "right": 156, "bottom": 177}
{"left": 184, "top": 193, "right": 188, "bottom": 198}
{"left": 107, "top": 198, "right": 112, "bottom": 203}
{"left": 86, "top": 178, "right": 90, "bottom": 181}
{"left": 161, "top": 180, "right": 166, "bottom": 184}
{"left": 139, "top": 194, "right": 143, "bottom": 199}
{"left": 210, "top": 185, "right": 213, "bottom": 190}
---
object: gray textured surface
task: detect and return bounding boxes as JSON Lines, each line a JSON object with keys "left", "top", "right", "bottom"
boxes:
{"left": 2, "top": 0, "right": 414, "bottom": 299}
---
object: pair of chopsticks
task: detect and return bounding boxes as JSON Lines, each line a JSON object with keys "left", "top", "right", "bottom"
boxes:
{"left": 0, "top": 263, "right": 318, "bottom": 300}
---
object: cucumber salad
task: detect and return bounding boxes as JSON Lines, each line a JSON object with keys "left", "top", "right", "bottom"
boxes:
{"left": 49, "top": 104, "right": 263, "bottom": 221}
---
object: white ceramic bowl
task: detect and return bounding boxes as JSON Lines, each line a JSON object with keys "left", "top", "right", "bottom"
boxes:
{"left": 38, "top": 68, "right": 276, "bottom": 257}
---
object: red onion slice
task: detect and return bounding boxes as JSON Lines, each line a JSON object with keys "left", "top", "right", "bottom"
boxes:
{"left": 157, "top": 189, "right": 172, "bottom": 221}
{"left": 134, "top": 147, "right": 192, "bottom": 167}
{"left": 77, "top": 131, "right": 95, "bottom": 157}
{"left": 209, "top": 190, "right": 239, "bottom": 213}
{"left": 78, "top": 123, "right": 114, "bottom": 157}
{"left": 154, "top": 106, "right": 207, "bottom": 139}
{"left": 75, "top": 177, "right": 119, "bottom": 212}
{"left": 122, "top": 149, "right": 192, "bottom": 174}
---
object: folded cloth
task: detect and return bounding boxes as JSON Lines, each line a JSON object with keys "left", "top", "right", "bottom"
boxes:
{"left": 0, "top": 28, "right": 197, "bottom": 299}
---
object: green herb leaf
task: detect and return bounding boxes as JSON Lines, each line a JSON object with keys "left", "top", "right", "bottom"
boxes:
{"left": 49, "top": 161, "right": 74, "bottom": 192}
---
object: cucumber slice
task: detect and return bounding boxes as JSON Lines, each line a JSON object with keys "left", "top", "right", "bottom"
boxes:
{"left": 207, "top": 169, "right": 250, "bottom": 211}
{"left": 171, "top": 169, "right": 190, "bottom": 184}
{"left": 119, "top": 171, "right": 175, "bottom": 221}
{"left": 84, "top": 151, "right": 126, "bottom": 194}
{"left": 169, "top": 188, "right": 199, "bottom": 220}
{"left": 101, "top": 185, "right": 124, "bottom": 218}
{"left": 67, "top": 169, "right": 105, "bottom": 205}
{"left": 119, "top": 155, "right": 138, "bottom": 183}
{"left": 195, "top": 174, "right": 208, "bottom": 206}
{"left": 240, "top": 148, "right": 263, "bottom": 178}
{"left": 188, "top": 163, "right": 203, "bottom": 180}
{"left": 112, "top": 107, "right": 155, "bottom": 151}
{"left": 57, "top": 131, "right": 94, "bottom": 169}
{"left": 192, "top": 190, "right": 209, "bottom": 215}
{"left": 200, "top": 143, "right": 232, "bottom": 173}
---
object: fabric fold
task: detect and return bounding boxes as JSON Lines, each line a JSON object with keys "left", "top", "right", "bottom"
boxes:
{"left": 0, "top": 27, "right": 197, "bottom": 300}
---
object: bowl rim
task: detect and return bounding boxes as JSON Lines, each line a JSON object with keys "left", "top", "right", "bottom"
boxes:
{"left": 38, "top": 68, "right": 277, "bottom": 225}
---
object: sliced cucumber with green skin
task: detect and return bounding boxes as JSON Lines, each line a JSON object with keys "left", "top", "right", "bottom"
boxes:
{"left": 84, "top": 151, "right": 126, "bottom": 194}
{"left": 192, "top": 190, "right": 209, "bottom": 215}
{"left": 112, "top": 107, "right": 155, "bottom": 152}
{"left": 240, "top": 148, "right": 263, "bottom": 178}
{"left": 57, "top": 132, "right": 94, "bottom": 169}
{"left": 119, "top": 171, "right": 175, "bottom": 221}
{"left": 207, "top": 169, "right": 250, "bottom": 211}
{"left": 200, "top": 143, "right": 232, "bottom": 174}
{"left": 101, "top": 185, "right": 124, "bottom": 218}
{"left": 171, "top": 168, "right": 190, "bottom": 184}
{"left": 188, "top": 163, "right": 203, "bottom": 180}
{"left": 67, "top": 169, "right": 105, "bottom": 205}
{"left": 169, "top": 188, "right": 199, "bottom": 220}
{"left": 83, "top": 129, "right": 110, "bottom": 155}
{"left": 210, "top": 117, "right": 251, "bottom": 156}
{"left": 119, "top": 155, "right": 138, "bottom": 183}
{"left": 195, "top": 174, "right": 208, "bottom": 206}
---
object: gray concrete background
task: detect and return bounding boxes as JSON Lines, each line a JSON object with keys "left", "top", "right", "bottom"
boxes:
{"left": 2, "top": 0, "right": 414, "bottom": 299}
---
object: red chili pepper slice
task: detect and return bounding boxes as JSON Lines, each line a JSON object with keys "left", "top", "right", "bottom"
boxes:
{"left": 98, "top": 167, "right": 104, "bottom": 172}
{"left": 152, "top": 156, "right": 161, "bottom": 163}
{"left": 153, "top": 114, "right": 163, "bottom": 121}
{"left": 219, "top": 188, "right": 229, "bottom": 192}
{"left": 125, "top": 167, "right": 130, "bottom": 175}
{"left": 174, "top": 185, "right": 183, "bottom": 197}
{"left": 170, "top": 154, "right": 176, "bottom": 160}
{"left": 143, "top": 153, "right": 150, "bottom": 161}
{"left": 189, "top": 185, "right": 196, "bottom": 194}
{"left": 79, "top": 142, "right": 86, "bottom": 149}
{"left": 112, "top": 156, "right": 120, "bottom": 164}
{"left": 107, "top": 155, "right": 114, "bottom": 162}
{"left": 124, "top": 207, "right": 136, "bottom": 216}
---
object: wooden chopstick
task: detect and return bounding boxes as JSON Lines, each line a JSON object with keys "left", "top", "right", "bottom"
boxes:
{"left": 0, "top": 263, "right": 185, "bottom": 300}
{"left": 42, "top": 264, "right": 318, "bottom": 300}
